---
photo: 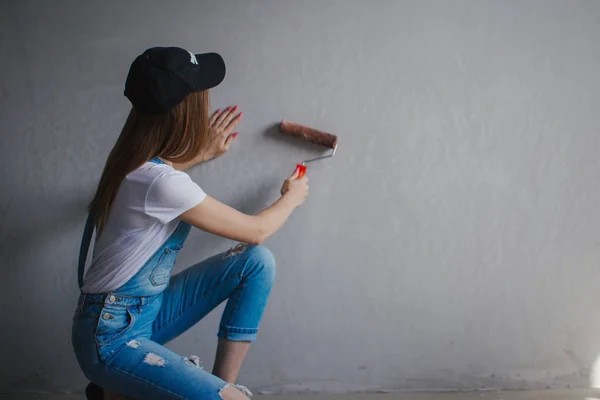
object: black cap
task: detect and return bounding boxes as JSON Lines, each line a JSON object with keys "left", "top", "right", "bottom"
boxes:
{"left": 124, "top": 46, "right": 226, "bottom": 115}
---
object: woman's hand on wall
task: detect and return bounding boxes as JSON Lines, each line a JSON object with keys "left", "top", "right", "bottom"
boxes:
{"left": 205, "top": 105, "right": 243, "bottom": 160}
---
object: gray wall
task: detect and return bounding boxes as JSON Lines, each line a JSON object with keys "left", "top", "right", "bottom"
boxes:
{"left": 2, "top": 0, "right": 600, "bottom": 395}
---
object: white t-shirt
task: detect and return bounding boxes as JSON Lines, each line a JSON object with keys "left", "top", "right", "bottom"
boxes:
{"left": 81, "top": 162, "right": 206, "bottom": 293}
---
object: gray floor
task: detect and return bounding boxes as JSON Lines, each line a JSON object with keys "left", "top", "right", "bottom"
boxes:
{"left": 3, "top": 389, "right": 600, "bottom": 400}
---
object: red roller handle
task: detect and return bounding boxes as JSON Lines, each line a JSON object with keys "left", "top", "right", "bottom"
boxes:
{"left": 295, "top": 164, "right": 307, "bottom": 178}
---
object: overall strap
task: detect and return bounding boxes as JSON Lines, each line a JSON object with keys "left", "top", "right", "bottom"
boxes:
{"left": 78, "top": 212, "right": 95, "bottom": 290}
{"left": 149, "top": 157, "right": 165, "bottom": 165}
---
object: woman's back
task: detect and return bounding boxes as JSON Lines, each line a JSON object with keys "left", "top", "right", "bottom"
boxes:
{"left": 82, "top": 161, "right": 205, "bottom": 293}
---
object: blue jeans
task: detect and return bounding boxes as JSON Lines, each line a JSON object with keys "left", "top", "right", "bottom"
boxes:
{"left": 72, "top": 218, "right": 276, "bottom": 399}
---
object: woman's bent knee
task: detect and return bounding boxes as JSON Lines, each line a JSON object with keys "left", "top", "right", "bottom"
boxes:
{"left": 248, "top": 244, "right": 275, "bottom": 266}
{"left": 246, "top": 245, "right": 276, "bottom": 282}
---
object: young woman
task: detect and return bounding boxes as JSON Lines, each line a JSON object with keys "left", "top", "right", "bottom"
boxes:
{"left": 72, "top": 46, "right": 309, "bottom": 400}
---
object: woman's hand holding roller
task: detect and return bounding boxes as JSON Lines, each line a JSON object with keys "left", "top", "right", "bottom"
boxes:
{"left": 281, "top": 169, "right": 309, "bottom": 207}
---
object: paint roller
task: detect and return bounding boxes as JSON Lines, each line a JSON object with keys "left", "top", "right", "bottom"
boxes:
{"left": 279, "top": 120, "right": 338, "bottom": 178}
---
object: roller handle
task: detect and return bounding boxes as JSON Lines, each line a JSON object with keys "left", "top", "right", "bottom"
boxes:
{"left": 295, "top": 164, "right": 307, "bottom": 179}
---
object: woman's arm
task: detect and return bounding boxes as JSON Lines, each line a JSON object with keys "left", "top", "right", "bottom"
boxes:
{"left": 177, "top": 106, "right": 309, "bottom": 242}
{"left": 180, "top": 173, "right": 309, "bottom": 245}
{"left": 180, "top": 195, "right": 294, "bottom": 245}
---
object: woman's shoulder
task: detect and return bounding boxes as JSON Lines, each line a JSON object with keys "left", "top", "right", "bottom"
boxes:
{"left": 126, "top": 162, "right": 202, "bottom": 201}
{"left": 135, "top": 163, "right": 206, "bottom": 218}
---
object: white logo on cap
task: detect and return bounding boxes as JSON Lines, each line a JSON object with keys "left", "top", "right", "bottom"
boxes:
{"left": 188, "top": 50, "right": 198, "bottom": 65}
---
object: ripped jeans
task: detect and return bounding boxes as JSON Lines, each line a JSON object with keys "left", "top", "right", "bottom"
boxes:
{"left": 72, "top": 220, "right": 276, "bottom": 399}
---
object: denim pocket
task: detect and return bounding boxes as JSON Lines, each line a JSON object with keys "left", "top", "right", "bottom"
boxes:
{"left": 95, "top": 304, "right": 135, "bottom": 347}
{"left": 149, "top": 246, "right": 181, "bottom": 286}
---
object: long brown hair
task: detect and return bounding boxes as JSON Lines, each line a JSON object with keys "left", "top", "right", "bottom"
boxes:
{"left": 89, "top": 90, "right": 210, "bottom": 234}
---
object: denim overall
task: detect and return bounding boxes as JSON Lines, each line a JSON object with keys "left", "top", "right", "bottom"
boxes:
{"left": 72, "top": 158, "right": 276, "bottom": 399}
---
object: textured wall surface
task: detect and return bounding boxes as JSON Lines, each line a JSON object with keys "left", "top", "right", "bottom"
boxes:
{"left": 2, "top": 0, "right": 600, "bottom": 395}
